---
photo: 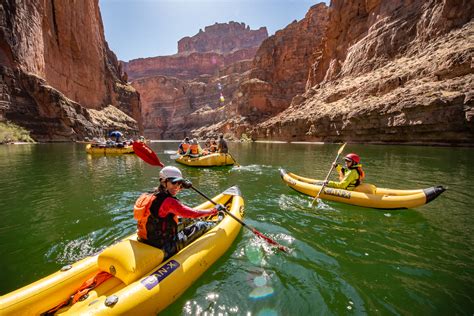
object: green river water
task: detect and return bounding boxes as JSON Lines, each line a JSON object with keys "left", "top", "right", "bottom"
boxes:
{"left": 0, "top": 142, "right": 473, "bottom": 315}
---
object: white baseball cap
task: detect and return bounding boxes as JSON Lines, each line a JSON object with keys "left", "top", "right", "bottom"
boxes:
{"left": 159, "top": 166, "right": 184, "bottom": 183}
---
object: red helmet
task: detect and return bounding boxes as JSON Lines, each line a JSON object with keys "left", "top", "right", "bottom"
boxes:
{"left": 344, "top": 153, "right": 360, "bottom": 164}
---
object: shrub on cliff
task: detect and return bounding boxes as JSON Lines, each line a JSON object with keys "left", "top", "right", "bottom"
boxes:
{"left": 0, "top": 122, "right": 35, "bottom": 144}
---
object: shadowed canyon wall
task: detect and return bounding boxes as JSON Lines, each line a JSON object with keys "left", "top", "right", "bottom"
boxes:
{"left": 0, "top": 0, "right": 142, "bottom": 141}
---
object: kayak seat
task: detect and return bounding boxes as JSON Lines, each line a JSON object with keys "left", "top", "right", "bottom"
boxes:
{"left": 354, "top": 183, "right": 377, "bottom": 194}
{"left": 97, "top": 239, "right": 165, "bottom": 285}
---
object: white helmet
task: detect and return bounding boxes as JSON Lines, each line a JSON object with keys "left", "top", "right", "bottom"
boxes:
{"left": 159, "top": 166, "right": 184, "bottom": 183}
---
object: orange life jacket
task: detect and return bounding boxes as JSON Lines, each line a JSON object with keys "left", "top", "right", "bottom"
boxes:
{"left": 134, "top": 192, "right": 178, "bottom": 245}
{"left": 181, "top": 143, "right": 190, "bottom": 152}
{"left": 189, "top": 144, "right": 199, "bottom": 155}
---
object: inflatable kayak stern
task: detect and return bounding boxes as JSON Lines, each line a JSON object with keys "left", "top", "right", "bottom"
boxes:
{"left": 424, "top": 186, "right": 446, "bottom": 204}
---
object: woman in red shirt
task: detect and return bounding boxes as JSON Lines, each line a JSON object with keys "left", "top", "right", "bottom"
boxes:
{"left": 135, "top": 166, "right": 224, "bottom": 259}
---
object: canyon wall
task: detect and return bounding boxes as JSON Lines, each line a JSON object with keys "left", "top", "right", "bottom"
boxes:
{"left": 178, "top": 21, "right": 268, "bottom": 53}
{"left": 123, "top": 22, "right": 267, "bottom": 81}
{"left": 124, "top": 48, "right": 258, "bottom": 81}
{"left": 233, "top": 3, "right": 329, "bottom": 121}
{"left": 191, "top": 0, "right": 472, "bottom": 145}
{"left": 126, "top": 22, "right": 267, "bottom": 139}
{"left": 0, "top": 0, "right": 141, "bottom": 141}
{"left": 248, "top": 0, "right": 473, "bottom": 145}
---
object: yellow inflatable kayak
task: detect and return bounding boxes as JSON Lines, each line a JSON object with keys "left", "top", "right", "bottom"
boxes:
{"left": 175, "top": 153, "right": 235, "bottom": 167}
{"left": 0, "top": 186, "right": 244, "bottom": 315}
{"left": 86, "top": 144, "right": 134, "bottom": 154}
{"left": 280, "top": 169, "right": 445, "bottom": 209}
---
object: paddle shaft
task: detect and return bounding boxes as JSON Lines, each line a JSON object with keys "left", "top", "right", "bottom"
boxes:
{"left": 190, "top": 186, "right": 289, "bottom": 253}
{"left": 311, "top": 143, "right": 346, "bottom": 206}
{"left": 227, "top": 153, "right": 240, "bottom": 167}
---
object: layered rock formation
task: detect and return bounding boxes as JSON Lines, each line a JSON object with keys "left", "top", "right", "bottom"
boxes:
{"left": 194, "top": 0, "right": 472, "bottom": 145}
{"left": 248, "top": 0, "right": 474, "bottom": 145}
{"left": 124, "top": 49, "right": 258, "bottom": 81}
{"left": 133, "top": 69, "right": 248, "bottom": 139}
{"left": 126, "top": 22, "right": 267, "bottom": 139}
{"left": 123, "top": 22, "right": 267, "bottom": 81}
{"left": 193, "top": 3, "right": 330, "bottom": 138}
{"left": 234, "top": 3, "right": 329, "bottom": 121}
{"left": 178, "top": 21, "right": 268, "bottom": 53}
{"left": 0, "top": 0, "right": 141, "bottom": 141}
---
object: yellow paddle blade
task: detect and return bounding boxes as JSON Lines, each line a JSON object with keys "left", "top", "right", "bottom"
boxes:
{"left": 338, "top": 143, "right": 347, "bottom": 155}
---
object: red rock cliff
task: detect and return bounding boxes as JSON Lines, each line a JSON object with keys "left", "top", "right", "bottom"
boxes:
{"left": 123, "top": 22, "right": 267, "bottom": 81}
{"left": 234, "top": 3, "right": 329, "bottom": 121}
{"left": 0, "top": 0, "right": 142, "bottom": 141}
{"left": 249, "top": 0, "right": 473, "bottom": 145}
{"left": 178, "top": 21, "right": 268, "bottom": 53}
{"left": 127, "top": 22, "right": 267, "bottom": 139}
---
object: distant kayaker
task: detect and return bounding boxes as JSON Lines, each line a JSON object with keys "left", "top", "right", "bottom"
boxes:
{"left": 324, "top": 153, "right": 365, "bottom": 190}
{"left": 134, "top": 166, "right": 225, "bottom": 259}
{"left": 217, "top": 134, "right": 228, "bottom": 153}
{"left": 178, "top": 137, "right": 190, "bottom": 155}
{"left": 185, "top": 138, "right": 203, "bottom": 157}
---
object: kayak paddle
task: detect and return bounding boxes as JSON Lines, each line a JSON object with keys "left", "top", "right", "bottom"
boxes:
{"left": 311, "top": 143, "right": 346, "bottom": 207}
{"left": 190, "top": 185, "right": 289, "bottom": 253}
{"left": 228, "top": 153, "right": 240, "bottom": 167}
{"left": 132, "top": 141, "right": 164, "bottom": 167}
{"left": 132, "top": 141, "right": 289, "bottom": 253}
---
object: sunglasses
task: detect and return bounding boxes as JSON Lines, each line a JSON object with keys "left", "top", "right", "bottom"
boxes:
{"left": 167, "top": 179, "right": 183, "bottom": 186}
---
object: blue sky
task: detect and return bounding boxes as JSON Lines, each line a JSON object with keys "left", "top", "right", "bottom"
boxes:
{"left": 99, "top": 0, "right": 327, "bottom": 61}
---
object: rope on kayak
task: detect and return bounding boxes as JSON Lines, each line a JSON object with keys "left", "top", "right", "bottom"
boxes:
{"left": 43, "top": 271, "right": 112, "bottom": 315}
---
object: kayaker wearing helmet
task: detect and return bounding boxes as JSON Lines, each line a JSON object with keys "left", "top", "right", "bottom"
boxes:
{"left": 324, "top": 153, "right": 365, "bottom": 190}
{"left": 134, "top": 166, "right": 225, "bottom": 259}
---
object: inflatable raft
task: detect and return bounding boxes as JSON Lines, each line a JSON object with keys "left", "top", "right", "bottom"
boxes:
{"left": 0, "top": 186, "right": 244, "bottom": 315}
{"left": 175, "top": 153, "right": 235, "bottom": 167}
{"left": 86, "top": 144, "right": 134, "bottom": 154}
{"left": 280, "top": 169, "right": 445, "bottom": 209}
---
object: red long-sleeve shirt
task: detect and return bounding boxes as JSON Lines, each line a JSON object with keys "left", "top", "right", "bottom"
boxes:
{"left": 157, "top": 197, "right": 217, "bottom": 219}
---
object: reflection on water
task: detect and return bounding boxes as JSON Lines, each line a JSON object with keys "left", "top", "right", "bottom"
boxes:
{"left": 1, "top": 142, "right": 473, "bottom": 315}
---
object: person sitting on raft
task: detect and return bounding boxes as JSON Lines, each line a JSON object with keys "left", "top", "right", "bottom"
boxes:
{"left": 178, "top": 137, "right": 190, "bottom": 155}
{"left": 209, "top": 138, "right": 218, "bottom": 153}
{"left": 134, "top": 166, "right": 225, "bottom": 259}
{"left": 202, "top": 138, "right": 218, "bottom": 155}
{"left": 185, "top": 138, "right": 203, "bottom": 158}
{"left": 324, "top": 153, "right": 365, "bottom": 190}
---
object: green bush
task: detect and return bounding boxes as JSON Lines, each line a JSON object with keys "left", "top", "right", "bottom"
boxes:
{"left": 0, "top": 122, "right": 35, "bottom": 143}
{"left": 240, "top": 133, "right": 252, "bottom": 142}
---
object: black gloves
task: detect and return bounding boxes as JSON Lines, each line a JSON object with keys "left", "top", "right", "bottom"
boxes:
{"left": 215, "top": 204, "right": 226, "bottom": 220}
{"left": 181, "top": 179, "right": 193, "bottom": 189}
{"left": 218, "top": 211, "right": 225, "bottom": 221}
{"left": 215, "top": 204, "right": 226, "bottom": 212}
